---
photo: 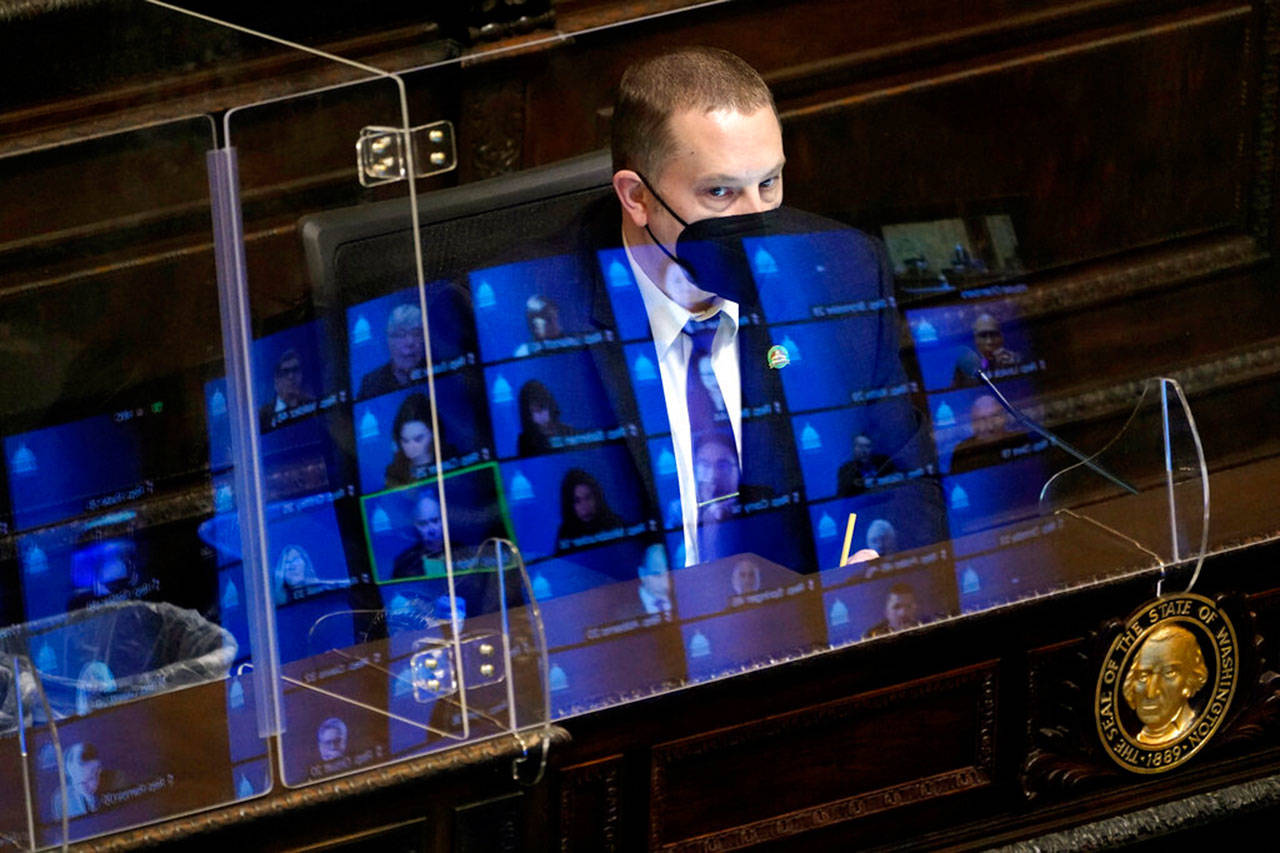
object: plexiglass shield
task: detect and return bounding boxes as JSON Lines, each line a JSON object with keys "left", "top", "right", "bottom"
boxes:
{"left": 2, "top": 1, "right": 1263, "bottom": 842}
{"left": 0, "top": 654, "right": 62, "bottom": 852}
{"left": 170, "top": 1, "right": 559, "bottom": 788}
{"left": 0, "top": 104, "right": 271, "bottom": 847}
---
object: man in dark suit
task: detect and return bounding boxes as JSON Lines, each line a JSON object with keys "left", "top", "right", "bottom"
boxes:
{"left": 598, "top": 47, "right": 937, "bottom": 567}
{"left": 863, "top": 582, "right": 921, "bottom": 638}
{"left": 389, "top": 490, "right": 510, "bottom": 624}
{"left": 836, "top": 433, "right": 895, "bottom": 496}
{"left": 452, "top": 48, "right": 940, "bottom": 575}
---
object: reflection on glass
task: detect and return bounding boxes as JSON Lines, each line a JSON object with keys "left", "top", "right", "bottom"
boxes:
{"left": 1, "top": 40, "right": 1233, "bottom": 837}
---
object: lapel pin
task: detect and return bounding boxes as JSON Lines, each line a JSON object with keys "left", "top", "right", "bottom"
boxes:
{"left": 766, "top": 344, "right": 791, "bottom": 369}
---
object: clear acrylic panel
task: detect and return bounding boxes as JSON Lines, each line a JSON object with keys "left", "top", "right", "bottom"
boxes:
{"left": 265, "top": 509, "right": 552, "bottom": 787}
{"left": 149, "top": 0, "right": 772, "bottom": 728}
{"left": 215, "top": 72, "right": 428, "bottom": 786}
{"left": 142, "top": 0, "right": 1226, "bottom": 739}
{"left": 199, "top": 10, "right": 560, "bottom": 778}
{"left": 270, "top": 533, "right": 549, "bottom": 786}
{"left": 0, "top": 107, "right": 271, "bottom": 847}
{"left": 0, "top": 655, "right": 63, "bottom": 852}
{"left": 1039, "top": 377, "right": 1210, "bottom": 591}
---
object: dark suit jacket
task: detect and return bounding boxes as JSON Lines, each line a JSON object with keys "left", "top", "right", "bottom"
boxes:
{"left": 442, "top": 192, "right": 942, "bottom": 570}
{"left": 836, "top": 453, "right": 894, "bottom": 497}
{"left": 358, "top": 361, "right": 421, "bottom": 400}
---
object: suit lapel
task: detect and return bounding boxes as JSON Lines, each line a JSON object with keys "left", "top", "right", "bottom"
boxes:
{"left": 575, "top": 198, "right": 668, "bottom": 515}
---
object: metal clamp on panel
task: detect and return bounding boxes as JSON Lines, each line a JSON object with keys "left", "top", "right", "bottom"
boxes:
{"left": 408, "top": 631, "right": 504, "bottom": 702}
{"left": 356, "top": 121, "right": 457, "bottom": 187}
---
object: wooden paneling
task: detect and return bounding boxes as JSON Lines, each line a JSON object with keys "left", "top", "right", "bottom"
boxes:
{"left": 3, "top": 0, "right": 1280, "bottom": 850}
{"left": 780, "top": 5, "right": 1255, "bottom": 271}
{"left": 557, "top": 754, "right": 624, "bottom": 852}
{"left": 525, "top": 0, "right": 1214, "bottom": 166}
{"left": 648, "top": 662, "right": 997, "bottom": 849}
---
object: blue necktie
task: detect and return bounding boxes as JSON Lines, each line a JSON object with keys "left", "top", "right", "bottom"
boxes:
{"left": 684, "top": 317, "right": 741, "bottom": 562}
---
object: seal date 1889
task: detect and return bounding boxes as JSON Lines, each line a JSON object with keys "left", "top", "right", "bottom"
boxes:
{"left": 1095, "top": 592, "right": 1238, "bottom": 774}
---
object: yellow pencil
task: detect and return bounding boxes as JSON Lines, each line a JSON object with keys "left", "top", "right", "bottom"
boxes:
{"left": 839, "top": 512, "right": 858, "bottom": 566}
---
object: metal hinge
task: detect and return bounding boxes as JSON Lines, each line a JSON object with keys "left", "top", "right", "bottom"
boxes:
{"left": 356, "top": 120, "right": 457, "bottom": 187}
{"left": 408, "top": 631, "right": 505, "bottom": 702}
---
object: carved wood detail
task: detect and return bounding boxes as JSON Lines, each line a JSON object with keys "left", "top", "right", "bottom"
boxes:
{"left": 1250, "top": 0, "right": 1280, "bottom": 242}
{"left": 557, "top": 754, "right": 623, "bottom": 853}
{"left": 1036, "top": 338, "right": 1280, "bottom": 431}
{"left": 459, "top": 77, "right": 526, "bottom": 182}
{"left": 74, "top": 727, "right": 569, "bottom": 852}
{"left": 667, "top": 768, "right": 991, "bottom": 853}
{"left": 1008, "top": 235, "right": 1265, "bottom": 321}
{"left": 648, "top": 663, "right": 998, "bottom": 850}
{"left": 454, "top": 792, "right": 524, "bottom": 853}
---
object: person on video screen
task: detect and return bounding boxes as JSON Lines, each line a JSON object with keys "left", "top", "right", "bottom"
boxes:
{"left": 730, "top": 558, "right": 762, "bottom": 596}
{"left": 273, "top": 544, "right": 322, "bottom": 604}
{"left": 393, "top": 492, "right": 448, "bottom": 579}
{"left": 316, "top": 717, "right": 348, "bottom": 762}
{"left": 694, "top": 432, "right": 772, "bottom": 526}
{"left": 384, "top": 392, "right": 456, "bottom": 488}
{"left": 836, "top": 433, "right": 894, "bottom": 497}
{"left": 359, "top": 304, "right": 427, "bottom": 399}
{"left": 599, "top": 541, "right": 673, "bottom": 625}
{"left": 864, "top": 582, "right": 920, "bottom": 638}
{"left": 636, "top": 542, "right": 673, "bottom": 615}
{"left": 865, "top": 518, "right": 898, "bottom": 558}
{"left": 513, "top": 295, "right": 565, "bottom": 357}
{"left": 51, "top": 742, "right": 111, "bottom": 819}
{"left": 517, "top": 379, "right": 575, "bottom": 457}
{"left": 948, "top": 394, "right": 1031, "bottom": 475}
{"left": 953, "top": 312, "right": 1022, "bottom": 386}
{"left": 259, "top": 348, "right": 316, "bottom": 430}
{"left": 556, "top": 469, "right": 626, "bottom": 550}
{"left": 387, "top": 489, "right": 511, "bottom": 626}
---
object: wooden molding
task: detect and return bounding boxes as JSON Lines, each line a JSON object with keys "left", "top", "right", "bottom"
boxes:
{"left": 648, "top": 662, "right": 998, "bottom": 850}
{"left": 557, "top": 754, "right": 623, "bottom": 853}
{"left": 75, "top": 727, "right": 569, "bottom": 852}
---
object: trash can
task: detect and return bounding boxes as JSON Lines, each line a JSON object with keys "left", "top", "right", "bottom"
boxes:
{"left": 0, "top": 601, "right": 236, "bottom": 728}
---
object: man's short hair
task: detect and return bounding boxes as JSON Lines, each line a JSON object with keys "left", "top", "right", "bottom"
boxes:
{"left": 868, "top": 518, "right": 896, "bottom": 541}
{"left": 318, "top": 717, "right": 347, "bottom": 738}
{"left": 275, "top": 349, "right": 302, "bottom": 372}
{"left": 611, "top": 47, "right": 777, "bottom": 178}
{"left": 387, "top": 303, "right": 421, "bottom": 335}
{"left": 525, "top": 294, "right": 555, "bottom": 317}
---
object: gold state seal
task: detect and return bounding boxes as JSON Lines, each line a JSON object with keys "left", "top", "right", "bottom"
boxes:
{"left": 1095, "top": 593, "right": 1237, "bottom": 773}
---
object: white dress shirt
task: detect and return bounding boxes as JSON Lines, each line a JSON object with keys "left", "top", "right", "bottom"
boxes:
{"left": 638, "top": 583, "right": 672, "bottom": 615}
{"left": 622, "top": 230, "right": 742, "bottom": 566}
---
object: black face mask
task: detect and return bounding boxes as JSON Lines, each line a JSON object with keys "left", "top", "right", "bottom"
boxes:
{"left": 635, "top": 172, "right": 690, "bottom": 267}
{"left": 638, "top": 174, "right": 852, "bottom": 304}
{"left": 637, "top": 172, "right": 796, "bottom": 305}
{"left": 674, "top": 210, "right": 792, "bottom": 305}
